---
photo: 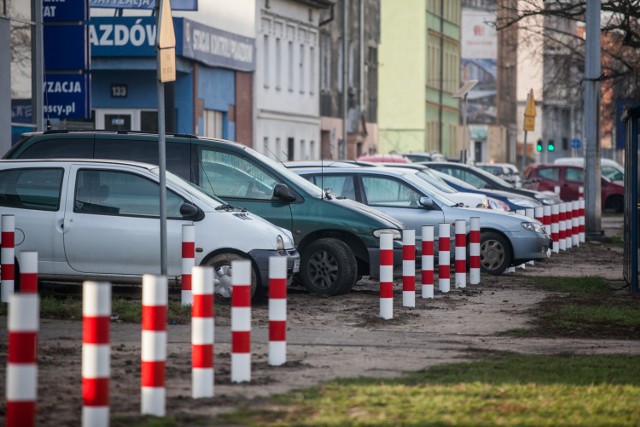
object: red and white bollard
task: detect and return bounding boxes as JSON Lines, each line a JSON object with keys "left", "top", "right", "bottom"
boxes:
{"left": 20, "top": 252, "right": 38, "bottom": 294}
{"left": 469, "top": 217, "right": 481, "bottom": 285}
{"left": 2, "top": 214, "right": 15, "bottom": 302}
{"left": 438, "top": 223, "right": 451, "bottom": 293}
{"left": 525, "top": 208, "right": 535, "bottom": 220}
{"left": 402, "top": 230, "right": 416, "bottom": 307}
{"left": 551, "top": 204, "right": 560, "bottom": 253}
{"left": 421, "top": 225, "right": 434, "bottom": 298}
{"left": 231, "top": 260, "right": 252, "bottom": 382}
{"left": 141, "top": 275, "right": 167, "bottom": 416}
{"left": 558, "top": 203, "right": 567, "bottom": 251}
{"left": 454, "top": 220, "right": 466, "bottom": 289}
{"left": 379, "top": 233, "right": 394, "bottom": 319}
{"left": 565, "top": 202, "right": 573, "bottom": 250}
{"left": 82, "top": 281, "right": 111, "bottom": 427}
{"left": 182, "top": 224, "right": 195, "bottom": 305}
{"left": 6, "top": 293, "right": 39, "bottom": 427}
{"left": 192, "top": 266, "right": 214, "bottom": 398}
{"left": 579, "top": 199, "right": 586, "bottom": 243}
{"left": 543, "top": 205, "right": 551, "bottom": 236}
{"left": 579, "top": 185, "right": 584, "bottom": 200}
{"left": 572, "top": 200, "right": 580, "bottom": 247}
{"left": 268, "top": 257, "right": 287, "bottom": 366}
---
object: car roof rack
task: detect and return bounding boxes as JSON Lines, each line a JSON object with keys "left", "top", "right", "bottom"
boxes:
{"left": 41, "top": 129, "right": 198, "bottom": 139}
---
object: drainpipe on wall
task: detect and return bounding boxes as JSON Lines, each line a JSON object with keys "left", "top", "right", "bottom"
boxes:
{"left": 437, "top": 0, "right": 444, "bottom": 155}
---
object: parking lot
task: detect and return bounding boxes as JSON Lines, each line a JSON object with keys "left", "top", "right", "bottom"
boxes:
{"left": 0, "top": 214, "right": 636, "bottom": 426}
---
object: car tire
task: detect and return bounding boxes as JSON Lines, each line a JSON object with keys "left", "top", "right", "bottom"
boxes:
{"left": 300, "top": 238, "right": 357, "bottom": 295}
{"left": 480, "top": 231, "right": 512, "bottom": 275}
{"left": 201, "top": 252, "right": 261, "bottom": 301}
{"left": 606, "top": 195, "right": 624, "bottom": 213}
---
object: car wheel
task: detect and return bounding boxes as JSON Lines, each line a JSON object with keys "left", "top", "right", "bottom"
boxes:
{"left": 480, "top": 231, "right": 512, "bottom": 275}
{"left": 300, "top": 238, "right": 357, "bottom": 295}
{"left": 201, "top": 252, "right": 260, "bottom": 300}
{"left": 606, "top": 195, "right": 624, "bottom": 213}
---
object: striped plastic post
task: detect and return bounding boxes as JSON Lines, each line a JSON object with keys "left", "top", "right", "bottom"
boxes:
{"left": 534, "top": 207, "right": 544, "bottom": 226}
{"left": 379, "top": 233, "right": 394, "bottom": 319}
{"left": 558, "top": 203, "right": 567, "bottom": 251}
{"left": 469, "top": 217, "right": 481, "bottom": 285}
{"left": 543, "top": 205, "right": 552, "bottom": 236}
{"left": 268, "top": 257, "right": 287, "bottom": 366}
{"left": 20, "top": 252, "right": 38, "bottom": 293}
{"left": 2, "top": 214, "right": 15, "bottom": 302}
{"left": 579, "top": 185, "right": 584, "bottom": 200}
{"left": 402, "top": 230, "right": 416, "bottom": 307}
{"left": 565, "top": 202, "right": 573, "bottom": 250}
{"left": 6, "top": 293, "right": 39, "bottom": 427}
{"left": 551, "top": 204, "right": 560, "bottom": 253}
{"left": 141, "top": 275, "right": 167, "bottom": 416}
{"left": 454, "top": 220, "right": 466, "bottom": 289}
{"left": 579, "top": 199, "right": 586, "bottom": 243}
{"left": 182, "top": 225, "right": 195, "bottom": 305}
{"left": 525, "top": 208, "right": 535, "bottom": 220}
{"left": 438, "top": 223, "right": 451, "bottom": 293}
{"left": 231, "top": 260, "right": 252, "bottom": 382}
{"left": 571, "top": 200, "right": 580, "bottom": 247}
{"left": 421, "top": 225, "right": 434, "bottom": 299}
{"left": 192, "top": 266, "right": 214, "bottom": 398}
{"left": 82, "top": 281, "right": 111, "bottom": 427}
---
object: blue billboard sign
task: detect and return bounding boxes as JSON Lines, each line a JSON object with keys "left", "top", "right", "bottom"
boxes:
{"left": 90, "top": 0, "right": 198, "bottom": 10}
{"left": 43, "top": 74, "right": 91, "bottom": 119}
{"left": 11, "top": 99, "right": 33, "bottom": 124}
{"left": 43, "top": 0, "right": 88, "bottom": 22}
{"left": 90, "top": 17, "right": 156, "bottom": 57}
{"left": 44, "top": 25, "right": 89, "bottom": 70}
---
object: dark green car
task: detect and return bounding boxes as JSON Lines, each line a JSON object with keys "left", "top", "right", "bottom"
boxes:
{"left": 5, "top": 131, "right": 405, "bottom": 295}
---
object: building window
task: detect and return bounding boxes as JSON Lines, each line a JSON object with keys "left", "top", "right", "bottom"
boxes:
{"left": 310, "top": 140, "right": 315, "bottom": 159}
{"left": 287, "top": 137, "right": 295, "bottom": 161}
{"left": 310, "top": 46, "right": 315, "bottom": 95}
{"left": 263, "top": 137, "right": 269, "bottom": 157}
{"left": 300, "top": 139, "right": 306, "bottom": 160}
{"left": 299, "top": 43, "right": 305, "bottom": 93}
{"left": 276, "top": 37, "right": 282, "bottom": 90}
{"left": 275, "top": 137, "right": 282, "bottom": 161}
{"left": 263, "top": 34, "right": 270, "bottom": 88}
{"left": 320, "top": 33, "right": 331, "bottom": 92}
{"left": 204, "top": 110, "right": 224, "bottom": 139}
{"left": 288, "top": 40, "right": 294, "bottom": 92}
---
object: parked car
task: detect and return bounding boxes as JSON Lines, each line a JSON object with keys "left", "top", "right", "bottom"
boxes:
{"left": 429, "top": 169, "right": 542, "bottom": 211}
{"left": 5, "top": 131, "right": 405, "bottom": 295}
{"left": 475, "top": 162, "right": 522, "bottom": 188}
{"left": 423, "top": 161, "right": 561, "bottom": 206}
{"left": 0, "top": 159, "right": 299, "bottom": 298}
{"left": 523, "top": 163, "right": 624, "bottom": 212}
{"left": 356, "top": 154, "right": 410, "bottom": 163}
{"left": 293, "top": 166, "right": 551, "bottom": 275}
{"left": 399, "top": 152, "right": 447, "bottom": 162}
{"left": 553, "top": 157, "right": 624, "bottom": 185}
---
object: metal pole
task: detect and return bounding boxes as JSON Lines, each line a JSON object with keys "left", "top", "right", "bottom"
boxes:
{"left": 341, "top": 0, "right": 348, "bottom": 159}
{"left": 584, "top": 0, "right": 601, "bottom": 236}
{"left": 32, "top": 0, "right": 44, "bottom": 131}
{"left": 521, "top": 131, "right": 527, "bottom": 174}
{"left": 462, "top": 94, "right": 468, "bottom": 163}
{"left": 156, "top": 2, "right": 168, "bottom": 275}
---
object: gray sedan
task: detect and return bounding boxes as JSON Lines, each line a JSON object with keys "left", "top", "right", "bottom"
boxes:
{"left": 294, "top": 166, "right": 551, "bottom": 275}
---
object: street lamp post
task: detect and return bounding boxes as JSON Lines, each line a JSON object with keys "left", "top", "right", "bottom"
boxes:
{"left": 453, "top": 80, "right": 478, "bottom": 164}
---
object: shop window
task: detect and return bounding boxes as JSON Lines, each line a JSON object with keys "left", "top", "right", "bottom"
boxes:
{"left": 204, "top": 110, "right": 224, "bottom": 139}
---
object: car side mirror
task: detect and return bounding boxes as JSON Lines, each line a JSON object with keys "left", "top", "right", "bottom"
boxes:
{"left": 180, "top": 203, "right": 203, "bottom": 220}
{"left": 273, "top": 183, "right": 297, "bottom": 202}
{"left": 419, "top": 196, "right": 434, "bottom": 209}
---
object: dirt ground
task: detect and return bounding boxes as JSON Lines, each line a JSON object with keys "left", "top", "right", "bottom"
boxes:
{"left": 0, "top": 214, "right": 638, "bottom": 426}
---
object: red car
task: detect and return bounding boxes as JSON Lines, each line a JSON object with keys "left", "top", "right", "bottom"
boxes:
{"left": 524, "top": 164, "right": 624, "bottom": 212}
{"left": 356, "top": 154, "right": 410, "bottom": 163}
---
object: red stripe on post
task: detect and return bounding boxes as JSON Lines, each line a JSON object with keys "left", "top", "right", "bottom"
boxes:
{"left": 232, "top": 285, "right": 251, "bottom": 307}
{"left": 83, "top": 316, "right": 110, "bottom": 344}
{"left": 380, "top": 249, "right": 393, "bottom": 265}
{"left": 1, "top": 264, "right": 14, "bottom": 281}
{"left": 380, "top": 282, "right": 393, "bottom": 299}
{"left": 8, "top": 332, "right": 37, "bottom": 363}
{"left": 455, "top": 234, "right": 465, "bottom": 246}
{"left": 182, "top": 274, "right": 192, "bottom": 291}
{"left": 402, "top": 244, "right": 414, "bottom": 259}
{"left": 142, "top": 306, "right": 167, "bottom": 331}
{"left": 1, "top": 232, "right": 14, "bottom": 247}
{"left": 269, "top": 278, "right": 287, "bottom": 299}
{"left": 141, "top": 361, "right": 166, "bottom": 387}
{"left": 423, "top": 240, "right": 433, "bottom": 255}
{"left": 403, "top": 276, "right": 415, "bottom": 291}
{"left": 439, "top": 265, "right": 450, "bottom": 278}
{"left": 440, "top": 238, "right": 450, "bottom": 251}
{"left": 470, "top": 230, "right": 480, "bottom": 242}
{"left": 192, "top": 344, "right": 213, "bottom": 368}
{"left": 20, "top": 273, "right": 37, "bottom": 293}
{"left": 6, "top": 401, "right": 36, "bottom": 427}
{"left": 455, "top": 260, "right": 466, "bottom": 271}
{"left": 192, "top": 294, "right": 214, "bottom": 318}
{"left": 269, "top": 320, "right": 287, "bottom": 341}
{"left": 182, "top": 242, "right": 195, "bottom": 258}
{"left": 470, "top": 258, "right": 481, "bottom": 268}
{"left": 83, "top": 377, "right": 110, "bottom": 406}
{"left": 422, "top": 271, "right": 434, "bottom": 284}
{"left": 232, "top": 331, "right": 251, "bottom": 353}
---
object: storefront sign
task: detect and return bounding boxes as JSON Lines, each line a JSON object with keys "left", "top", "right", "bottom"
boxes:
{"left": 90, "top": 17, "right": 157, "bottom": 56}
{"left": 43, "top": 0, "right": 88, "bottom": 22}
{"left": 44, "top": 25, "right": 89, "bottom": 70}
{"left": 90, "top": 0, "right": 198, "bottom": 11}
{"left": 43, "top": 74, "right": 91, "bottom": 119}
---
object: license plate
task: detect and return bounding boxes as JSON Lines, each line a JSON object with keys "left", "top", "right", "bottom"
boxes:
{"left": 293, "top": 259, "right": 300, "bottom": 273}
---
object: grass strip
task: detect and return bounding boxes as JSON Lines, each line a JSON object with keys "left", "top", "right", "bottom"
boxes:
{"left": 530, "top": 276, "right": 611, "bottom": 295}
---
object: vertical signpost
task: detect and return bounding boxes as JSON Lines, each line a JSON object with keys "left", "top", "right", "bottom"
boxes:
{"left": 156, "top": 0, "right": 176, "bottom": 275}
{"left": 521, "top": 89, "right": 536, "bottom": 173}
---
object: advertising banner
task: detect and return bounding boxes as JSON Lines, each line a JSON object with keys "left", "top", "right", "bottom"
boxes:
{"left": 43, "top": 0, "right": 88, "bottom": 22}
{"left": 43, "top": 74, "right": 91, "bottom": 119}
{"left": 90, "top": 0, "right": 198, "bottom": 11}
{"left": 44, "top": 25, "right": 89, "bottom": 71}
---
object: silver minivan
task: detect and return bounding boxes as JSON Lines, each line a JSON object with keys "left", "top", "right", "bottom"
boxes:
{"left": 0, "top": 159, "right": 299, "bottom": 297}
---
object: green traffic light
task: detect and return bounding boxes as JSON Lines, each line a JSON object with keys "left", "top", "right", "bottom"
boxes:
{"left": 536, "top": 140, "right": 543, "bottom": 152}
{"left": 548, "top": 141, "right": 555, "bottom": 152}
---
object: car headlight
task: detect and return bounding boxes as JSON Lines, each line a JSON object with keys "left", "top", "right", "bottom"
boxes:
{"left": 488, "top": 198, "right": 510, "bottom": 211}
{"left": 373, "top": 229, "right": 402, "bottom": 239}
{"left": 507, "top": 197, "right": 540, "bottom": 208}
{"left": 534, "top": 195, "right": 557, "bottom": 205}
{"left": 521, "top": 222, "right": 546, "bottom": 234}
{"left": 276, "top": 234, "right": 285, "bottom": 255}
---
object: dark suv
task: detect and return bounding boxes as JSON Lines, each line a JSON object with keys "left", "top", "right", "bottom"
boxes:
{"left": 4, "top": 130, "right": 405, "bottom": 295}
{"left": 524, "top": 163, "right": 624, "bottom": 212}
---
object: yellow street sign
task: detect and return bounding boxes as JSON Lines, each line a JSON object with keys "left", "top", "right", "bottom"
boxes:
{"left": 524, "top": 116, "right": 535, "bottom": 132}
{"left": 158, "top": 0, "right": 175, "bottom": 49}
{"left": 524, "top": 89, "right": 536, "bottom": 117}
{"left": 159, "top": 47, "right": 176, "bottom": 82}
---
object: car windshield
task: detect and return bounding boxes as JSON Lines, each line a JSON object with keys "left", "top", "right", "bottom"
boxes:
{"left": 400, "top": 172, "right": 458, "bottom": 207}
{"left": 414, "top": 170, "right": 457, "bottom": 194}
{"left": 471, "top": 165, "right": 514, "bottom": 188}
{"left": 431, "top": 169, "right": 478, "bottom": 190}
{"left": 151, "top": 167, "right": 225, "bottom": 207}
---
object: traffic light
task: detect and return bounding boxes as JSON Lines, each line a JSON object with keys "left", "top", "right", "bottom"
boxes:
{"left": 547, "top": 139, "right": 555, "bottom": 152}
{"left": 536, "top": 139, "right": 543, "bottom": 152}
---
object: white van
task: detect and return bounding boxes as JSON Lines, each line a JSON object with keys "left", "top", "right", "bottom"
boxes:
{"left": 553, "top": 157, "right": 624, "bottom": 185}
{"left": 0, "top": 159, "right": 299, "bottom": 297}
